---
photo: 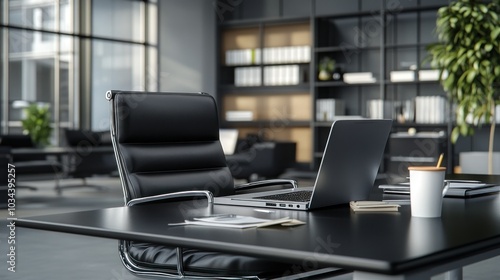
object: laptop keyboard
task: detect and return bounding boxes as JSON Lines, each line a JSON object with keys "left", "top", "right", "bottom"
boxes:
{"left": 255, "top": 190, "right": 313, "bottom": 202}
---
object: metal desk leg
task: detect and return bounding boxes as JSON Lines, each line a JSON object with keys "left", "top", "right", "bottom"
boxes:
{"left": 444, "top": 268, "right": 463, "bottom": 280}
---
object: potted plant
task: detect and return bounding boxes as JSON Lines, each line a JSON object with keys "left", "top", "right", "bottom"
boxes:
{"left": 21, "top": 104, "right": 52, "bottom": 147}
{"left": 427, "top": 0, "right": 500, "bottom": 174}
{"left": 318, "top": 56, "right": 336, "bottom": 81}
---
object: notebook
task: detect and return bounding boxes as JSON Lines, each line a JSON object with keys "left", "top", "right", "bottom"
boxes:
{"left": 214, "top": 119, "right": 392, "bottom": 211}
{"left": 379, "top": 181, "right": 500, "bottom": 198}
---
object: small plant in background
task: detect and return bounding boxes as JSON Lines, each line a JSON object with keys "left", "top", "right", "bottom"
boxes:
{"left": 22, "top": 104, "right": 52, "bottom": 147}
{"left": 427, "top": 0, "right": 500, "bottom": 173}
{"left": 318, "top": 56, "right": 336, "bottom": 81}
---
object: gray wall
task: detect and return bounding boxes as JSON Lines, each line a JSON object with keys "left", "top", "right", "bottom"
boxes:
{"left": 158, "top": 0, "right": 217, "bottom": 97}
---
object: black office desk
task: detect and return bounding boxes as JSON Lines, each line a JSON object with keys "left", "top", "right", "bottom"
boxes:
{"left": 17, "top": 191, "right": 500, "bottom": 279}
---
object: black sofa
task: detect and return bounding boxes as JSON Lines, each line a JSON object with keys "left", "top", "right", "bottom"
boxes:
{"left": 63, "top": 129, "right": 117, "bottom": 190}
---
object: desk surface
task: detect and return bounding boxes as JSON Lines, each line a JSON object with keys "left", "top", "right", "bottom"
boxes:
{"left": 17, "top": 191, "right": 500, "bottom": 275}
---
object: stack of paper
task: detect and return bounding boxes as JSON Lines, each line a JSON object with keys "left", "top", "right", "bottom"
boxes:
{"left": 225, "top": 111, "right": 253, "bottom": 121}
{"left": 390, "top": 70, "right": 416, "bottom": 82}
{"left": 418, "top": 69, "right": 440, "bottom": 81}
{"left": 343, "top": 72, "right": 376, "bottom": 84}
{"left": 169, "top": 214, "right": 305, "bottom": 229}
{"left": 350, "top": 201, "right": 400, "bottom": 212}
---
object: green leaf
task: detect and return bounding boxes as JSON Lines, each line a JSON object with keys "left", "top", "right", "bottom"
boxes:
{"left": 466, "top": 70, "right": 477, "bottom": 83}
{"left": 451, "top": 127, "right": 460, "bottom": 143}
{"left": 492, "top": 28, "right": 500, "bottom": 40}
{"left": 495, "top": 66, "right": 500, "bottom": 76}
{"left": 465, "top": 24, "right": 473, "bottom": 33}
{"left": 460, "top": 123, "right": 469, "bottom": 135}
{"left": 479, "top": 4, "right": 488, "bottom": 14}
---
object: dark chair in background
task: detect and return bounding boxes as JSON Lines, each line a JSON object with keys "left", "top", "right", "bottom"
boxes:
{"left": 226, "top": 136, "right": 297, "bottom": 182}
{"left": 106, "top": 90, "right": 341, "bottom": 279}
{"left": 63, "top": 129, "right": 117, "bottom": 192}
{"left": 0, "top": 134, "right": 63, "bottom": 191}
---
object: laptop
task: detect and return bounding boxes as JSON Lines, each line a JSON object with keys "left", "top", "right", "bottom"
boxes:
{"left": 214, "top": 119, "right": 392, "bottom": 211}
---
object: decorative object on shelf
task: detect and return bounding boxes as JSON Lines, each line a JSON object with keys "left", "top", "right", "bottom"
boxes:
{"left": 427, "top": 0, "right": 500, "bottom": 174}
{"left": 21, "top": 103, "right": 52, "bottom": 147}
{"left": 331, "top": 67, "right": 343, "bottom": 81}
{"left": 318, "top": 56, "right": 335, "bottom": 81}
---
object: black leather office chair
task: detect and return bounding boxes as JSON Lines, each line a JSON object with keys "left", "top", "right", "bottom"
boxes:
{"left": 106, "top": 90, "right": 344, "bottom": 279}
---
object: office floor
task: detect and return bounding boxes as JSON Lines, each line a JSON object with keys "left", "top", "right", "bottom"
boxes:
{"left": 1, "top": 177, "right": 499, "bottom": 280}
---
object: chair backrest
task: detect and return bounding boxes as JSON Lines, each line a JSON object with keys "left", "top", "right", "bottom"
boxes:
{"left": 106, "top": 90, "right": 235, "bottom": 203}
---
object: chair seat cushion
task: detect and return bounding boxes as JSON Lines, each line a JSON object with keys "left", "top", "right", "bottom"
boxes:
{"left": 128, "top": 241, "right": 295, "bottom": 278}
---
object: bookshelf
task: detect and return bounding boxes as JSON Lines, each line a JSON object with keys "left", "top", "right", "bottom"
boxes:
{"left": 218, "top": 20, "right": 313, "bottom": 163}
{"left": 217, "top": 0, "right": 452, "bottom": 170}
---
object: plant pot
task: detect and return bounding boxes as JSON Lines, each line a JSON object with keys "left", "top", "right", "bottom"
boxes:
{"left": 459, "top": 151, "right": 500, "bottom": 175}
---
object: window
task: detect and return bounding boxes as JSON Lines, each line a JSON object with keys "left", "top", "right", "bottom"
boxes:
{"left": 1, "top": 0, "right": 157, "bottom": 144}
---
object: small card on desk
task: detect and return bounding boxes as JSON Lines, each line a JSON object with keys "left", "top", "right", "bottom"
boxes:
{"left": 350, "top": 201, "right": 400, "bottom": 212}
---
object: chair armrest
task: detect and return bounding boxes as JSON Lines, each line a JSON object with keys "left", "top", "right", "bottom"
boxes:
{"left": 127, "top": 190, "right": 214, "bottom": 206}
{"left": 234, "top": 179, "right": 298, "bottom": 192}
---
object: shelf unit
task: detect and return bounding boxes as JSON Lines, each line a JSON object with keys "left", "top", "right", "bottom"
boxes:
{"left": 216, "top": 0, "right": 452, "bottom": 171}
{"left": 217, "top": 18, "right": 313, "bottom": 163}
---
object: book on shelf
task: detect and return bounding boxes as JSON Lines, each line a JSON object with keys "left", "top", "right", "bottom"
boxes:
{"left": 316, "top": 99, "right": 345, "bottom": 121}
{"left": 415, "top": 95, "right": 447, "bottom": 124}
{"left": 343, "top": 72, "right": 376, "bottom": 84}
{"left": 262, "top": 46, "right": 310, "bottom": 64}
{"left": 263, "top": 65, "right": 300, "bottom": 86}
{"left": 225, "top": 111, "right": 254, "bottom": 121}
{"left": 379, "top": 181, "right": 500, "bottom": 198}
{"left": 418, "top": 69, "right": 440, "bottom": 81}
{"left": 366, "top": 99, "right": 394, "bottom": 119}
{"left": 234, "top": 67, "right": 262, "bottom": 86}
{"left": 390, "top": 70, "right": 416, "bottom": 82}
{"left": 225, "top": 49, "right": 257, "bottom": 66}
{"left": 225, "top": 46, "right": 310, "bottom": 66}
